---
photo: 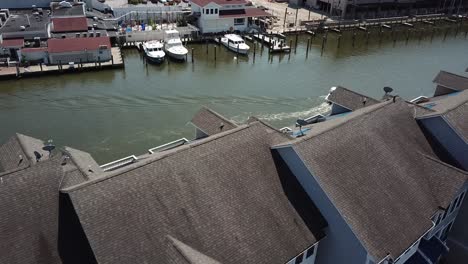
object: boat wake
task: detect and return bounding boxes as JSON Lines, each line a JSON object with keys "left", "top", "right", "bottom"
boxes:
{"left": 232, "top": 102, "right": 331, "bottom": 123}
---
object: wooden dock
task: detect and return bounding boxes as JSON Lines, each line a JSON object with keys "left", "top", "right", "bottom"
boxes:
{"left": 252, "top": 34, "right": 291, "bottom": 53}
{"left": 0, "top": 47, "right": 124, "bottom": 80}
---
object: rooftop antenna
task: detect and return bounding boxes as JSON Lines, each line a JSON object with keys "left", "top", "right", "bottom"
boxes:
{"left": 296, "top": 119, "right": 308, "bottom": 137}
{"left": 42, "top": 139, "right": 56, "bottom": 157}
{"left": 219, "top": 122, "right": 224, "bottom": 131}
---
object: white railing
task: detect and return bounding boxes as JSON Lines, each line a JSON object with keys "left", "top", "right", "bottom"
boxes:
{"left": 148, "top": 138, "right": 189, "bottom": 154}
{"left": 100, "top": 155, "right": 138, "bottom": 172}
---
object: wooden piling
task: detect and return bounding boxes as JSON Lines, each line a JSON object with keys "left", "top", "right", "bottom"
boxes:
{"left": 214, "top": 46, "right": 217, "bottom": 61}
{"left": 294, "top": 34, "right": 298, "bottom": 53}
{"left": 283, "top": 8, "right": 287, "bottom": 29}
{"left": 288, "top": 40, "right": 292, "bottom": 60}
{"left": 39, "top": 63, "right": 43, "bottom": 72}
{"left": 191, "top": 48, "right": 194, "bottom": 63}
{"left": 294, "top": 8, "right": 298, "bottom": 27}
{"left": 337, "top": 34, "right": 341, "bottom": 48}
{"left": 306, "top": 38, "right": 310, "bottom": 57}
{"left": 253, "top": 44, "right": 256, "bottom": 63}
{"left": 321, "top": 36, "right": 326, "bottom": 56}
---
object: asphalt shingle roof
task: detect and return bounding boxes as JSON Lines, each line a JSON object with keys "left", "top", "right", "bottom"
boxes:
{"left": 62, "top": 121, "right": 324, "bottom": 264}
{"left": 191, "top": 107, "right": 238, "bottom": 136}
{"left": 417, "top": 90, "right": 468, "bottom": 142}
{"left": 433, "top": 71, "right": 468, "bottom": 96}
{"left": 326, "top": 86, "right": 380, "bottom": 111}
{"left": 0, "top": 135, "right": 64, "bottom": 264}
{"left": 281, "top": 100, "right": 467, "bottom": 262}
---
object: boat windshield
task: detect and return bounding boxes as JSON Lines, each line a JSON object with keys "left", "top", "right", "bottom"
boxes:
{"left": 148, "top": 48, "right": 162, "bottom": 51}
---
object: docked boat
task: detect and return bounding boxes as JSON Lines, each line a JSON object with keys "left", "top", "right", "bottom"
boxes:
{"left": 164, "top": 30, "right": 188, "bottom": 61}
{"left": 220, "top": 34, "right": 250, "bottom": 54}
{"left": 142, "top": 41, "right": 165, "bottom": 64}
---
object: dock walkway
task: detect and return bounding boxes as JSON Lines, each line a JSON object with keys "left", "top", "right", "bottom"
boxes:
{"left": 0, "top": 48, "right": 124, "bottom": 80}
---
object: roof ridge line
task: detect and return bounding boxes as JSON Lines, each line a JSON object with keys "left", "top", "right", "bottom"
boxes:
{"left": 61, "top": 123, "right": 252, "bottom": 193}
{"left": 433, "top": 70, "right": 468, "bottom": 83}
{"left": 417, "top": 91, "right": 468, "bottom": 118}
{"left": 202, "top": 106, "right": 238, "bottom": 127}
{"left": 295, "top": 100, "right": 393, "bottom": 144}
{"left": 337, "top": 85, "right": 380, "bottom": 102}
{"left": 63, "top": 146, "right": 91, "bottom": 180}
{"left": 420, "top": 152, "right": 468, "bottom": 176}
{"left": 15, "top": 133, "right": 39, "bottom": 163}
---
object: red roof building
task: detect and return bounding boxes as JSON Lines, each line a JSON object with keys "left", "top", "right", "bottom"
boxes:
{"left": 51, "top": 17, "right": 89, "bottom": 33}
{"left": 47, "top": 37, "right": 111, "bottom": 53}
{"left": 0, "top": 38, "right": 24, "bottom": 48}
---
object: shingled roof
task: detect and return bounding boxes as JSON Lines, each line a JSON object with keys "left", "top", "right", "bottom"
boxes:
{"left": 62, "top": 121, "right": 325, "bottom": 264}
{"left": 433, "top": 71, "right": 468, "bottom": 96}
{"left": 0, "top": 135, "right": 64, "bottom": 264}
{"left": 325, "top": 86, "right": 380, "bottom": 111}
{"left": 191, "top": 107, "right": 238, "bottom": 136}
{"left": 278, "top": 100, "right": 467, "bottom": 262}
{"left": 59, "top": 147, "right": 104, "bottom": 189}
{"left": 0, "top": 133, "right": 49, "bottom": 173}
{"left": 417, "top": 90, "right": 468, "bottom": 143}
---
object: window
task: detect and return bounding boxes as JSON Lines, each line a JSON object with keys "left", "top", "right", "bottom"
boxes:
{"left": 306, "top": 245, "right": 315, "bottom": 258}
{"left": 295, "top": 253, "right": 303, "bottom": 264}
{"left": 234, "top": 18, "right": 245, "bottom": 25}
{"left": 215, "top": 9, "right": 218, "bottom": 14}
{"left": 210, "top": 9, "right": 213, "bottom": 14}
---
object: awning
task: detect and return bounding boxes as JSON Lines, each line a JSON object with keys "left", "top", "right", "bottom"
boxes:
{"left": 219, "top": 8, "right": 271, "bottom": 18}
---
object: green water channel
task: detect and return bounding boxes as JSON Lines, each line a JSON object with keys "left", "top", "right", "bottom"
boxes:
{"left": 1, "top": 23, "right": 467, "bottom": 163}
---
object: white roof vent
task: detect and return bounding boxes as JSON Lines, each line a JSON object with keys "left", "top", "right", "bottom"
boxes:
{"left": 59, "top": 1, "right": 73, "bottom": 8}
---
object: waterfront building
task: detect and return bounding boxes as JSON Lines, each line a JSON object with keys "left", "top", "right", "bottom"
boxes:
{"left": 432, "top": 70, "right": 468, "bottom": 97}
{"left": 0, "top": 38, "right": 24, "bottom": 59}
{"left": 325, "top": 86, "right": 380, "bottom": 115}
{"left": 191, "top": 106, "right": 239, "bottom": 139}
{"left": 273, "top": 99, "right": 468, "bottom": 264}
{"left": 302, "top": 0, "right": 468, "bottom": 19}
{"left": 189, "top": 0, "right": 271, "bottom": 33}
{"left": 1, "top": 87, "right": 467, "bottom": 263}
{"left": 0, "top": 134, "right": 92, "bottom": 264}
{"left": 46, "top": 36, "right": 112, "bottom": 64}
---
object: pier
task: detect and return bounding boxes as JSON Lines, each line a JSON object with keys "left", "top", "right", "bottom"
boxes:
{"left": 0, "top": 48, "right": 124, "bottom": 80}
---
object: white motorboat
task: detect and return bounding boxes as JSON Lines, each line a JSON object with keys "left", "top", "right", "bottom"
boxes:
{"left": 220, "top": 34, "right": 250, "bottom": 54}
{"left": 142, "top": 40, "right": 165, "bottom": 64}
{"left": 164, "top": 30, "right": 188, "bottom": 61}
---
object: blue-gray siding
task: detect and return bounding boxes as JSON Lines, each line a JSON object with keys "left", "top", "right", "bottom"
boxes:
{"left": 330, "top": 104, "right": 351, "bottom": 116}
{"left": 276, "top": 147, "right": 370, "bottom": 264}
{"left": 418, "top": 116, "right": 468, "bottom": 171}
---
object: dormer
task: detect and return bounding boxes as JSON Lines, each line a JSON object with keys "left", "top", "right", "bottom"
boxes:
{"left": 201, "top": 2, "right": 221, "bottom": 18}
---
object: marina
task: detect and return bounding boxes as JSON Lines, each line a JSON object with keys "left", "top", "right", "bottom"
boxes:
{"left": 1, "top": 28, "right": 467, "bottom": 163}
